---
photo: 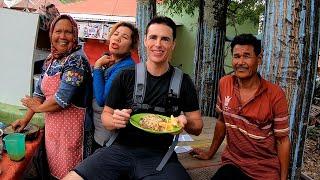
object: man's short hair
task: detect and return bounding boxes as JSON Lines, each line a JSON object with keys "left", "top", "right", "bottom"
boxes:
{"left": 145, "top": 16, "right": 176, "bottom": 40}
{"left": 45, "top": 3, "right": 55, "bottom": 10}
{"left": 231, "top": 34, "right": 261, "bottom": 56}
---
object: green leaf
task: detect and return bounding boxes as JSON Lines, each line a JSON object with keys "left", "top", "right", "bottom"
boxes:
{"left": 162, "top": 0, "right": 265, "bottom": 25}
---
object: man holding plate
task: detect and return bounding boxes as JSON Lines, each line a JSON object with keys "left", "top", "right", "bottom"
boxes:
{"left": 63, "top": 16, "right": 203, "bottom": 180}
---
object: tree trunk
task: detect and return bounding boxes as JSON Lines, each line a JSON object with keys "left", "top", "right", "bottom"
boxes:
{"left": 261, "top": 0, "right": 319, "bottom": 179}
{"left": 136, "top": 0, "right": 156, "bottom": 62}
{"left": 194, "top": 0, "right": 228, "bottom": 117}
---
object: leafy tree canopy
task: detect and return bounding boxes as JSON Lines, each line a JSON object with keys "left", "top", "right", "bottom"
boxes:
{"left": 161, "top": 0, "right": 265, "bottom": 25}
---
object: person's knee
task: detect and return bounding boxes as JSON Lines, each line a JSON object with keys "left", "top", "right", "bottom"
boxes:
{"left": 62, "top": 171, "right": 83, "bottom": 180}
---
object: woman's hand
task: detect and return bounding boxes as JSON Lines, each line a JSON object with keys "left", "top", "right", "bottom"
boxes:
{"left": 112, "top": 109, "right": 132, "bottom": 129}
{"left": 11, "top": 119, "right": 29, "bottom": 132}
{"left": 21, "top": 95, "right": 42, "bottom": 112}
{"left": 94, "top": 55, "right": 115, "bottom": 68}
{"left": 189, "top": 148, "right": 213, "bottom": 160}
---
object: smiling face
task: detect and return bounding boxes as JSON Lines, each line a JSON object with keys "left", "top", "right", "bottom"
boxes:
{"left": 144, "top": 23, "right": 175, "bottom": 64}
{"left": 108, "top": 26, "right": 133, "bottom": 56}
{"left": 51, "top": 19, "right": 75, "bottom": 54}
{"left": 232, "top": 44, "right": 262, "bottom": 80}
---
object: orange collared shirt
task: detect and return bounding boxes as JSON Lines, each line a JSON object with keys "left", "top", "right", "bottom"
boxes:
{"left": 216, "top": 75, "right": 289, "bottom": 180}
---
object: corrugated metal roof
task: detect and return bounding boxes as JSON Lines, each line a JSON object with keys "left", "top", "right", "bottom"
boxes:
{"left": 1, "top": 0, "right": 136, "bottom": 17}
{"left": 55, "top": 0, "right": 136, "bottom": 17}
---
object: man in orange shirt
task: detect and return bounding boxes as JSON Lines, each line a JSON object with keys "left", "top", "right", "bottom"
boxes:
{"left": 191, "top": 34, "right": 290, "bottom": 180}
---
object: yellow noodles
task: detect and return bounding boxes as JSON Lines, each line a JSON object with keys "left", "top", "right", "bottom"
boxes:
{"left": 140, "top": 114, "right": 179, "bottom": 132}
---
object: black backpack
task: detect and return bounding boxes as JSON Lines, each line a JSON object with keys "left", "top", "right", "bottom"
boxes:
{"left": 132, "top": 62, "right": 183, "bottom": 115}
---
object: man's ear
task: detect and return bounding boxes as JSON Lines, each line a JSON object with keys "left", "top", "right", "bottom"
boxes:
{"left": 144, "top": 35, "right": 147, "bottom": 48}
{"left": 258, "top": 53, "right": 263, "bottom": 65}
{"left": 172, "top": 40, "right": 176, "bottom": 50}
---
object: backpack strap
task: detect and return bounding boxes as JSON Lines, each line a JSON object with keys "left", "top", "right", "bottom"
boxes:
{"left": 169, "top": 67, "right": 183, "bottom": 98}
{"left": 155, "top": 67, "right": 183, "bottom": 171}
{"left": 156, "top": 134, "right": 179, "bottom": 171}
{"left": 104, "top": 131, "right": 119, "bottom": 147}
{"left": 104, "top": 63, "right": 146, "bottom": 147}
{"left": 133, "top": 62, "right": 147, "bottom": 105}
{"left": 133, "top": 64, "right": 183, "bottom": 114}
{"left": 167, "top": 67, "right": 183, "bottom": 114}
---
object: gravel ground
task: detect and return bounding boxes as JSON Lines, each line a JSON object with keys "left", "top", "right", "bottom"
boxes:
{"left": 302, "top": 138, "right": 320, "bottom": 179}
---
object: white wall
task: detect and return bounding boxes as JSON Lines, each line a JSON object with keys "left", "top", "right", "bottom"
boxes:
{"left": 0, "top": 8, "right": 39, "bottom": 106}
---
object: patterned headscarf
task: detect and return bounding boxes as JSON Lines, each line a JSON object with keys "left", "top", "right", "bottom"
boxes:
{"left": 45, "top": 14, "right": 79, "bottom": 67}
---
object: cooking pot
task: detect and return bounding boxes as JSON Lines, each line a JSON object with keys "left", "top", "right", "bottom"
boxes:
{"left": 3, "top": 123, "right": 40, "bottom": 141}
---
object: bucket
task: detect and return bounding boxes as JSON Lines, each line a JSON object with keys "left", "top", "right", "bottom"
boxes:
{"left": 3, "top": 133, "right": 26, "bottom": 161}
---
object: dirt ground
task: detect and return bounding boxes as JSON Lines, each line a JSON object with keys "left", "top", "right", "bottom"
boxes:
{"left": 302, "top": 127, "right": 320, "bottom": 180}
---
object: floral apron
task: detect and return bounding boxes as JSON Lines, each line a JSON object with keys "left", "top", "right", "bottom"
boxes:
{"left": 41, "top": 70, "right": 85, "bottom": 179}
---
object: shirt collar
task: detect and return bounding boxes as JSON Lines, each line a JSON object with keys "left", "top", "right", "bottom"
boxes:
{"left": 231, "top": 73, "right": 268, "bottom": 96}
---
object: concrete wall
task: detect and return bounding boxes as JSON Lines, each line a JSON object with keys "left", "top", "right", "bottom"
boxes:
{"left": 0, "top": 8, "right": 39, "bottom": 106}
{"left": 157, "top": 7, "right": 198, "bottom": 76}
{"left": 224, "top": 21, "right": 260, "bottom": 73}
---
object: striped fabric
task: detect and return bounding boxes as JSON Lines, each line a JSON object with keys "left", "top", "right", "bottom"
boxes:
{"left": 217, "top": 75, "right": 289, "bottom": 180}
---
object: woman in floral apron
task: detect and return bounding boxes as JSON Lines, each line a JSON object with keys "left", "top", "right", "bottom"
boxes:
{"left": 11, "top": 15, "right": 93, "bottom": 179}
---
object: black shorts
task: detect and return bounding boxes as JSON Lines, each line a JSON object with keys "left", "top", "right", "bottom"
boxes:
{"left": 74, "top": 144, "right": 191, "bottom": 180}
{"left": 211, "top": 164, "right": 252, "bottom": 180}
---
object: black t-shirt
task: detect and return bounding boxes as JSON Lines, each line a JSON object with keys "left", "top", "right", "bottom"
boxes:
{"left": 106, "top": 65, "right": 199, "bottom": 151}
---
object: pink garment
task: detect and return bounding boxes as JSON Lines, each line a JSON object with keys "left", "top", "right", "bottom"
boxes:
{"left": 41, "top": 72, "right": 85, "bottom": 179}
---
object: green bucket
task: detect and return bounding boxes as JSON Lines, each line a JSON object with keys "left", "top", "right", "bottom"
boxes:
{"left": 3, "top": 133, "right": 26, "bottom": 161}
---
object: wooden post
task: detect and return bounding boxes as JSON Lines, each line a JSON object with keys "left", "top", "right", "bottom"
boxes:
{"left": 261, "top": 0, "right": 319, "bottom": 179}
{"left": 193, "top": 0, "right": 228, "bottom": 116}
{"left": 136, "top": 0, "right": 156, "bottom": 62}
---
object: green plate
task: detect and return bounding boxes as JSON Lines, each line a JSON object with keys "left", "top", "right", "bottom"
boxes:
{"left": 130, "top": 113, "right": 182, "bottom": 134}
